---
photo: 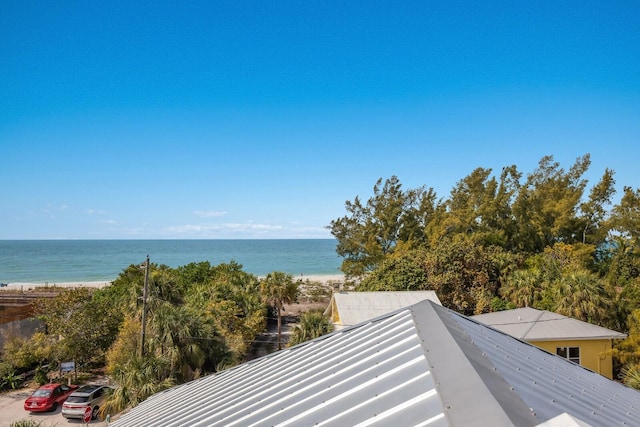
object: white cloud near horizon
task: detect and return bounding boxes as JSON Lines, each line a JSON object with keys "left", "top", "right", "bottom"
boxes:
{"left": 193, "top": 210, "right": 228, "bottom": 218}
{"left": 154, "top": 222, "right": 333, "bottom": 239}
{"left": 164, "top": 222, "right": 283, "bottom": 234}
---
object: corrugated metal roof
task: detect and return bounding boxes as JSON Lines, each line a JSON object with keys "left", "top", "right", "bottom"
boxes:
{"left": 111, "top": 301, "right": 640, "bottom": 427}
{"left": 324, "top": 291, "right": 442, "bottom": 327}
{"left": 455, "top": 310, "right": 640, "bottom": 426}
{"left": 471, "top": 307, "right": 627, "bottom": 341}
{"left": 111, "top": 307, "right": 451, "bottom": 427}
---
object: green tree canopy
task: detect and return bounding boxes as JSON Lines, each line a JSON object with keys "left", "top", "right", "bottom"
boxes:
{"left": 511, "top": 155, "right": 591, "bottom": 252}
{"left": 420, "top": 236, "right": 509, "bottom": 315}
{"left": 34, "top": 287, "right": 121, "bottom": 366}
{"left": 357, "top": 249, "right": 429, "bottom": 292}
{"left": 330, "top": 155, "right": 617, "bottom": 281}
{"left": 329, "top": 176, "right": 438, "bottom": 278}
{"left": 579, "top": 168, "right": 616, "bottom": 245}
{"left": 432, "top": 166, "right": 519, "bottom": 249}
{"left": 610, "top": 186, "right": 640, "bottom": 247}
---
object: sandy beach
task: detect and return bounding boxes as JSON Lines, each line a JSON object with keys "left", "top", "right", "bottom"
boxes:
{"left": 1, "top": 281, "right": 113, "bottom": 291}
{"left": 1, "top": 274, "right": 346, "bottom": 292}
{"left": 294, "top": 274, "right": 345, "bottom": 284}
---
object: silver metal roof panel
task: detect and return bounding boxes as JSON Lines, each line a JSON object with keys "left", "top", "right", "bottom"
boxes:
{"left": 456, "top": 310, "right": 640, "bottom": 426}
{"left": 472, "top": 308, "right": 626, "bottom": 341}
{"left": 112, "top": 310, "right": 448, "bottom": 427}
{"left": 112, "top": 301, "right": 640, "bottom": 427}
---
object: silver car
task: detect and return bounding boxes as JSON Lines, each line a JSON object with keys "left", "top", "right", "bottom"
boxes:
{"left": 61, "top": 384, "right": 111, "bottom": 420}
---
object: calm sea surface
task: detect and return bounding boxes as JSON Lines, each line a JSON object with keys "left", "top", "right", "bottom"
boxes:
{"left": 0, "top": 240, "right": 342, "bottom": 283}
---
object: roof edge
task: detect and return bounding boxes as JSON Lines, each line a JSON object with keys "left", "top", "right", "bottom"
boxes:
{"left": 412, "top": 301, "right": 539, "bottom": 426}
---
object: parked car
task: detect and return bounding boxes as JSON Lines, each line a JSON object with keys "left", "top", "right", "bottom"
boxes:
{"left": 62, "top": 384, "right": 111, "bottom": 420}
{"left": 24, "top": 383, "right": 79, "bottom": 412}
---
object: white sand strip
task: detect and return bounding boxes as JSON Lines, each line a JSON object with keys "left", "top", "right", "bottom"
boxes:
{"left": 295, "top": 274, "right": 345, "bottom": 284}
{"left": 2, "top": 281, "right": 112, "bottom": 290}
{"left": 1, "top": 274, "right": 345, "bottom": 291}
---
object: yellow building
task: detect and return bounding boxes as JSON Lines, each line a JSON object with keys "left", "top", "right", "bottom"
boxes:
{"left": 472, "top": 307, "right": 626, "bottom": 379}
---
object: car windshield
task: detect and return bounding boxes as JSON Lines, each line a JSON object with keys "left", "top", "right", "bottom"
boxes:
{"left": 65, "top": 396, "right": 90, "bottom": 403}
{"left": 32, "top": 390, "right": 51, "bottom": 397}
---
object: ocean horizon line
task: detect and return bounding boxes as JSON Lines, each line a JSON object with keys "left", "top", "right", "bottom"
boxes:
{"left": 0, "top": 239, "right": 343, "bottom": 283}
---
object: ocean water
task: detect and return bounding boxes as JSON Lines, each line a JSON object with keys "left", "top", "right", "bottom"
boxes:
{"left": 0, "top": 240, "right": 343, "bottom": 283}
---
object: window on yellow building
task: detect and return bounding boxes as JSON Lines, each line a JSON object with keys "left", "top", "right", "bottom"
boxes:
{"left": 556, "top": 346, "right": 580, "bottom": 364}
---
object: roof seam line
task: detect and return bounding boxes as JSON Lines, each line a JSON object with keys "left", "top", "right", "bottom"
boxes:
{"left": 520, "top": 310, "right": 546, "bottom": 339}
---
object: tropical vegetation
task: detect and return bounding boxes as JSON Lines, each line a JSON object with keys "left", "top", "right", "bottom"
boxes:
{"left": 0, "top": 261, "right": 305, "bottom": 417}
{"left": 329, "top": 153, "right": 640, "bottom": 386}
{"left": 260, "top": 271, "right": 299, "bottom": 350}
{"left": 288, "top": 310, "right": 333, "bottom": 347}
{"left": 4, "top": 151, "right": 640, "bottom": 415}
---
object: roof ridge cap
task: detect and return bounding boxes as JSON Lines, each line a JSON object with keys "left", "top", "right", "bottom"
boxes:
{"left": 521, "top": 309, "right": 547, "bottom": 339}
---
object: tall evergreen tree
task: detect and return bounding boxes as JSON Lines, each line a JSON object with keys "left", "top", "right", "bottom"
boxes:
{"left": 579, "top": 168, "right": 616, "bottom": 245}
{"left": 512, "top": 155, "right": 590, "bottom": 252}
{"left": 610, "top": 186, "right": 640, "bottom": 247}
{"left": 329, "top": 176, "right": 438, "bottom": 278}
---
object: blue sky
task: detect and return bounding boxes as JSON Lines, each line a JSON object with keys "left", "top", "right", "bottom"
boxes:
{"left": 1, "top": 1, "right": 639, "bottom": 239}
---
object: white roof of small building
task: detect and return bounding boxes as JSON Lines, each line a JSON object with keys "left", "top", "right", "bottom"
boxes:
{"left": 472, "top": 307, "right": 627, "bottom": 341}
{"left": 111, "top": 300, "right": 640, "bottom": 427}
{"left": 324, "top": 290, "right": 442, "bottom": 326}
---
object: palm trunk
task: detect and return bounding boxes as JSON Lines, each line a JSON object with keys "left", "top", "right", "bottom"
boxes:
{"left": 277, "top": 302, "right": 282, "bottom": 350}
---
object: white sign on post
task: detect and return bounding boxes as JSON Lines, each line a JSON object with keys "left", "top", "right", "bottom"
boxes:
{"left": 61, "top": 361, "right": 75, "bottom": 372}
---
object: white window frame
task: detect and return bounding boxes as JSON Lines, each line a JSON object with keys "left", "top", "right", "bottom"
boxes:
{"left": 556, "top": 346, "right": 580, "bottom": 364}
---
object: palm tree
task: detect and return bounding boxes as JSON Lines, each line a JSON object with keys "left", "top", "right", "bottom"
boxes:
{"left": 260, "top": 271, "right": 299, "bottom": 350}
{"left": 551, "top": 270, "right": 610, "bottom": 323}
{"left": 100, "top": 355, "right": 175, "bottom": 416}
{"left": 621, "top": 364, "right": 640, "bottom": 390}
{"left": 147, "top": 302, "right": 227, "bottom": 382}
{"left": 289, "top": 310, "right": 333, "bottom": 346}
{"left": 500, "top": 268, "right": 542, "bottom": 308}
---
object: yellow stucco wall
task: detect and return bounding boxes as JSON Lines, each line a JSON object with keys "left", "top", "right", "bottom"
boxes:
{"left": 330, "top": 298, "right": 341, "bottom": 324}
{"left": 529, "top": 339, "right": 615, "bottom": 379}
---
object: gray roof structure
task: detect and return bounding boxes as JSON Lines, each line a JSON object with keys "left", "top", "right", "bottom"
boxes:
{"left": 471, "top": 307, "right": 627, "bottom": 341}
{"left": 111, "top": 301, "right": 640, "bottom": 427}
{"left": 324, "top": 290, "right": 442, "bottom": 328}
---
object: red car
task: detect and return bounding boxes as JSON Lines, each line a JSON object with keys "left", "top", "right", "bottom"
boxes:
{"left": 24, "top": 383, "right": 79, "bottom": 412}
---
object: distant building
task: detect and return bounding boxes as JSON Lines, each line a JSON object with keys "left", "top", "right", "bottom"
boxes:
{"left": 323, "top": 290, "right": 442, "bottom": 329}
{"left": 111, "top": 300, "right": 640, "bottom": 427}
{"left": 472, "top": 307, "right": 626, "bottom": 379}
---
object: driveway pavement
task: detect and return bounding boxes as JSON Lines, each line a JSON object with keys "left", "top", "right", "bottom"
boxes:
{"left": 0, "top": 387, "right": 111, "bottom": 427}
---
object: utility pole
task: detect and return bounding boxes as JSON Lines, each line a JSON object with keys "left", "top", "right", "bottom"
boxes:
{"left": 140, "top": 255, "right": 149, "bottom": 358}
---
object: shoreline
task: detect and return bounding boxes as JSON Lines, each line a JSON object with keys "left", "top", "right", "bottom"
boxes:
{"left": 1, "top": 274, "right": 346, "bottom": 291}
{"left": 292, "top": 274, "right": 346, "bottom": 283}
{"left": 1, "top": 281, "right": 113, "bottom": 290}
